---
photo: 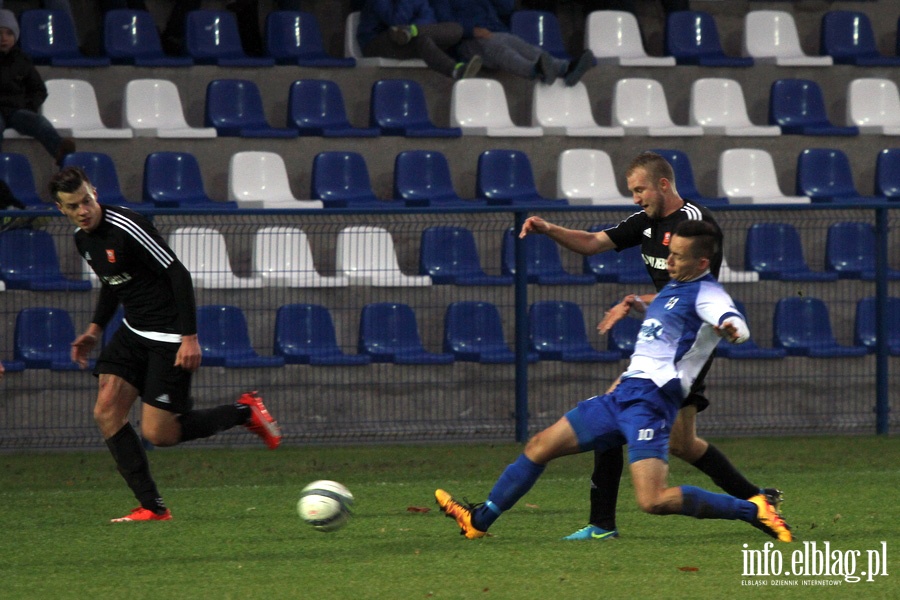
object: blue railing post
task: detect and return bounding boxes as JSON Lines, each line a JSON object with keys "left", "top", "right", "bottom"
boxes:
{"left": 513, "top": 211, "right": 530, "bottom": 443}
{"left": 875, "top": 207, "right": 889, "bottom": 434}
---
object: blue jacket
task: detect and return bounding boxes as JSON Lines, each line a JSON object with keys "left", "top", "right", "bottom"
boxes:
{"left": 357, "top": 0, "right": 438, "bottom": 49}
{"left": 430, "top": 0, "right": 514, "bottom": 37}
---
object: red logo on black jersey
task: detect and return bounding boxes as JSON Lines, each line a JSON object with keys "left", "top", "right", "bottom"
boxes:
{"left": 662, "top": 232, "right": 671, "bottom": 246}
{"left": 106, "top": 249, "right": 116, "bottom": 263}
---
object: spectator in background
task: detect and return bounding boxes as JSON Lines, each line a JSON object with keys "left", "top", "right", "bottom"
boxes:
{"left": 0, "top": 9, "right": 74, "bottom": 166}
{"left": 98, "top": 1, "right": 199, "bottom": 56}
{"left": 430, "top": 0, "right": 593, "bottom": 86}
{"left": 358, "top": 0, "right": 482, "bottom": 80}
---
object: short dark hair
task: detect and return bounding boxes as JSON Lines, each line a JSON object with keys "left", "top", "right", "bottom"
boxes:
{"left": 673, "top": 220, "right": 719, "bottom": 261}
{"left": 625, "top": 152, "right": 675, "bottom": 186}
{"left": 49, "top": 166, "right": 91, "bottom": 202}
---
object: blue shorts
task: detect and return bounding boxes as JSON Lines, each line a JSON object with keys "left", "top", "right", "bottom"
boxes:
{"left": 564, "top": 377, "right": 681, "bottom": 463}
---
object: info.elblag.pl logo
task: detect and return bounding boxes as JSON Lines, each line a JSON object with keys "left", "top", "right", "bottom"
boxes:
{"left": 741, "top": 541, "right": 889, "bottom": 586}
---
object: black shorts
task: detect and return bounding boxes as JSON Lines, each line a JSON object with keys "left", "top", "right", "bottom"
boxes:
{"left": 94, "top": 325, "right": 193, "bottom": 414}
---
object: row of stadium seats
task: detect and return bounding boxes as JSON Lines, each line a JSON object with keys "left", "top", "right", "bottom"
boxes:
{"left": 7, "top": 295, "right": 896, "bottom": 372}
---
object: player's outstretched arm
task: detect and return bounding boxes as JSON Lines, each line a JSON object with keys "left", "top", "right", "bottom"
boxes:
{"left": 519, "top": 216, "right": 615, "bottom": 256}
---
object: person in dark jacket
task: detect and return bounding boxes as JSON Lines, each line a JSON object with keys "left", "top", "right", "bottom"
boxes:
{"left": 0, "top": 9, "right": 74, "bottom": 165}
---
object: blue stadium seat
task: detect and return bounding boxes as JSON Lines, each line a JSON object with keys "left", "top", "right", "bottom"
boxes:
{"left": 773, "top": 297, "right": 868, "bottom": 358}
{"left": 185, "top": 10, "right": 274, "bottom": 66}
{"left": 874, "top": 148, "right": 900, "bottom": 199}
{"left": 649, "top": 148, "right": 728, "bottom": 206}
{"left": 310, "top": 151, "right": 386, "bottom": 208}
{"left": 197, "top": 305, "right": 284, "bottom": 368}
{"left": 15, "top": 307, "right": 88, "bottom": 370}
{"left": 855, "top": 296, "right": 900, "bottom": 355}
{"left": 825, "top": 222, "right": 900, "bottom": 280}
{"left": 394, "top": 150, "right": 484, "bottom": 207}
{"left": 358, "top": 303, "right": 454, "bottom": 364}
{"left": 420, "top": 226, "right": 512, "bottom": 285}
{"left": 796, "top": 148, "right": 879, "bottom": 203}
{"left": 510, "top": 10, "right": 570, "bottom": 60}
{"left": 769, "top": 79, "right": 859, "bottom": 136}
{"left": 0, "top": 359, "right": 25, "bottom": 372}
{"left": 529, "top": 301, "right": 622, "bottom": 362}
{"left": 444, "top": 301, "right": 536, "bottom": 363}
{"left": 103, "top": 9, "right": 193, "bottom": 67}
{"left": 665, "top": 10, "right": 753, "bottom": 67}
{"left": 0, "top": 229, "right": 91, "bottom": 291}
{"left": 502, "top": 227, "right": 597, "bottom": 285}
{"left": 607, "top": 313, "right": 640, "bottom": 358}
{"left": 19, "top": 10, "right": 110, "bottom": 67}
{"left": 715, "top": 300, "right": 787, "bottom": 359}
{"left": 583, "top": 225, "right": 653, "bottom": 283}
{"left": 287, "top": 79, "right": 380, "bottom": 137}
{"left": 265, "top": 10, "right": 355, "bottom": 67}
{"left": 0, "top": 153, "right": 45, "bottom": 207}
{"left": 143, "top": 152, "right": 236, "bottom": 209}
{"left": 61, "top": 152, "right": 143, "bottom": 209}
{"left": 476, "top": 150, "right": 567, "bottom": 207}
{"left": 370, "top": 79, "right": 461, "bottom": 137}
{"left": 274, "top": 304, "right": 370, "bottom": 365}
{"left": 820, "top": 10, "right": 900, "bottom": 66}
{"left": 745, "top": 222, "right": 838, "bottom": 281}
{"left": 205, "top": 79, "right": 298, "bottom": 138}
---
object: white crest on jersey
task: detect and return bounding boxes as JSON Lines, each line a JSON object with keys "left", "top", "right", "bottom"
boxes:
{"left": 638, "top": 318, "right": 664, "bottom": 341}
{"left": 665, "top": 297, "right": 679, "bottom": 310}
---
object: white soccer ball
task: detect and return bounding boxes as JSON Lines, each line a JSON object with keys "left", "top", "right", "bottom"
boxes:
{"left": 297, "top": 480, "right": 354, "bottom": 532}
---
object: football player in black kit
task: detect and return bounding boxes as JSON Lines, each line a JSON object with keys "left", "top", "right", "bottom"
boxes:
{"left": 520, "top": 152, "right": 782, "bottom": 540}
{"left": 51, "top": 167, "right": 282, "bottom": 522}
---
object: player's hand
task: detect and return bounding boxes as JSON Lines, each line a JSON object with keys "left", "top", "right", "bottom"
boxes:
{"left": 519, "top": 215, "right": 549, "bottom": 238}
{"left": 472, "top": 26, "right": 491, "bottom": 39}
{"left": 175, "top": 334, "right": 202, "bottom": 372}
{"left": 714, "top": 321, "right": 746, "bottom": 344}
{"left": 70, "top": 333, "right": 98, "bottom": 369}
{"left": 597, "top": 295, "right": 636, "bottom": 334}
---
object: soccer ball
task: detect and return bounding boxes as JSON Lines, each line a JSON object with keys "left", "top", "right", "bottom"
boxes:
{"left": 297, "top": 480, "right": 354, "bottom": 532}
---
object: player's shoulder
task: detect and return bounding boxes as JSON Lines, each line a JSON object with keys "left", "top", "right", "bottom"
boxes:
{"left": 103, "top": 205, "right": 155, "bottom": 233}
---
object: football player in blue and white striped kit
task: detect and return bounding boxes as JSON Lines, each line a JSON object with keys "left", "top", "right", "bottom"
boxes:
{"left": 436, "top": 220, "right": 792, "bottom": 542}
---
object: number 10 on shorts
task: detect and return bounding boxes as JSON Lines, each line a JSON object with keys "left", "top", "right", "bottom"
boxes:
{"left": 637, "top": 428, "right": 654, "bottom": 441}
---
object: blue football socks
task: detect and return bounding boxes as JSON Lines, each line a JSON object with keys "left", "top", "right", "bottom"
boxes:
{"left": 680, "top": 485, "right": 757, "bottom": 522}
{"left": 472, "top": 454, "right": 546, "bottom": 531}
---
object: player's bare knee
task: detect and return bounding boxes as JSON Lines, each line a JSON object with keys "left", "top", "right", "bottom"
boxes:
{"left": 636, "top": 496, "right": 669, "bottom": 515}
{"left": 142, "top": 426, "right": 179, "bottom": 447}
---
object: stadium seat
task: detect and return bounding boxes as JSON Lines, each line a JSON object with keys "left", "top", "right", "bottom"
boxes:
{"left": 60, "top": 152, "right": 142, "bottom": 209}
{"left": 502, "top": 227, "right": 596, "bottom": 285}
{"left": 855, "top": 296, "right": 900, "bottom": 355}
{"left": 773, "top": 297, "right": 868, "bottom": 358}
{"left": 265, "top": 10, "right": 355, "bottom": 67}
{"left": 310, "top": 151, "right": 393, "bottom": 208}
{"left": 0, "top": 359, "right": 25, "bottom": 372}
{"left": 196, "top": 305, "right": 284, "bottom": 368}
{"left": 450, "top": 79, "right": 543, "bottom": 137}
{"left": 796, "top": 148, "right": 879, "bottom": 204}
{"left": 717, "top": 256, "right": 760, "bottom": 284}
{"left": 205, "top": 79, "right": 297, "bottom": 138}
{"left": 820, "top": 10, "right": 900, "bottom": 66}
{"left": 42, "top": 79, "right": 132, "bottom": 138}
{"left": 228, "top": 151, "right": 323, "bottom": 209}
{"left": 370, "top": 79, "right": 461, "bottom": 137}
{"left": 444, "top": 301, "right": 535, "bottom": 363}
{"left": 274, "top": 304, "right": 370, "bottom": 365}
{"left": 103, "top": 9, "right": 193, "bottom": 67}
{"left": 825, "top": 222, "right": 900, "bottom": 280}
{"left": 715, "top": 300, "right": 787, "bottom": 359}
{"left": 846, "top": 78, "right": 900, "bottom": 135}
{"left": 718, "top": 149, "right": 810, "bottom": 204}
{"left": 185, "top": 10, "right": 274, "bottom": 66}
{"left": 358, "top": 303, "right": 453, "bottom": 364}
{"left": 336, "top": 226, "right": 432, "bottom": 287}
{"left": 531, "top": 81, "right": 624, "bottom": 137}
{"left": 419, "top": 226, "right": 512, "bottom": 285}
{"left": 123, "top": 79, "right": 217, "bottom": 138}
{"left": 607, "top": 312, "right": 640, "bottom": 358}
{"left": 143, "top": 152, "right": 236, "bottom": 209}
{"left": 344, "top": 11, "right": 426, "bottom": 67}
{"left": 557, "top": 149, "right": 630, "bottom": 206}
{"left": 477, "top": 149, "right": 566, "bottom": 207}
{"left": 769, "top": 79, "right": 859, "bottom": 136}
{"left": 649, "top": 148, "right": 728, "bottom": 206}
{"left": 288, "top": 79, "right": 380, "bottom": 137}
{"left": 689, "top": 78, "right": 780, "bottom": 136}
{"left": 253, "top": 226, "right": 348, "bottom": 287}
{"left": 742, "top": 10, "right": 832, "bottom": 66}
{"left": 14, "top": 307, "right": 87, "bottom": 370}
{"left": 586, "top": 10, "right": 675, "bottom": 67}
{"left": 0, "top": 229, "right": 91, "bottom": 291}
{"left": 529, "top": 301, "right": 621, "bottom": 362}
{"left": 394, "top": 150, "right": 481, "bottom": 207}
{"left": 612, "top": 79, "right": 704, "bottom": 136}
{"left": 19, "top": 10, "right": 110, "bottom": 67}
{"left": 510, "top": 10, "right": 570, "bottom": 60}
{"left": 168, "top": 227, "right": 266, "bottom": 289}
{"left": 745, "top": 222, "right": 838, "bottom": 282}
{"left": 665, "top": 10, "right": 753, "bottom": 67}
{"left": 0, "top": 153, "right": 45, "bottom": 207}
{"left": 583, "top": 226, "right": 652, "bottom": 284}
{"left": 875, "top": 148, "right": 900, "bottom": 198}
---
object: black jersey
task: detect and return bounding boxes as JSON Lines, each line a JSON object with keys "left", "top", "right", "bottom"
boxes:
{"left": 604, "top": 201, "right": 723, "bottom": 292}
{"left": 74, "top": 205, "right": 197, "bottom": 337}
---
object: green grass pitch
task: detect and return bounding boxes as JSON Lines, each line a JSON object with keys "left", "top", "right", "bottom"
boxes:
{"left": 2, "top": 436, "right": 897, "bottom": 599}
